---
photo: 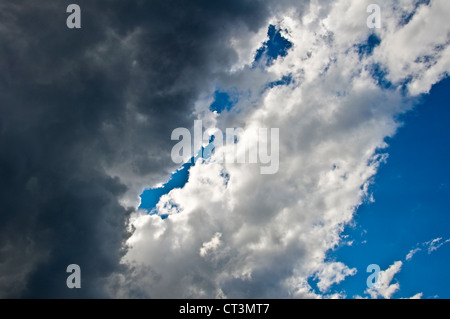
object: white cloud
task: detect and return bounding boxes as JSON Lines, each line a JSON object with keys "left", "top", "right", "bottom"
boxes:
{"left": 372, "top": 0, "right": 450, "bottom": 95}
{"left": 108, "top": 0, "right": 450, "bottom": 298}
{"left": 425, "top": 237, "right": 450, "bottom": 254}
{"left": 200, "top": 232, "right": 223, "bottom": 257}
{"left": 315, "top": 262, "right": 357, "bottom": 293}
{"left": 406, "top": 237, "right": 450, "bottom": 261}
{"left": 408, "top": 292, "right": 423, "bottom": 299}
{"left": 365, "top": 261, "right": 403, "bottom": 299}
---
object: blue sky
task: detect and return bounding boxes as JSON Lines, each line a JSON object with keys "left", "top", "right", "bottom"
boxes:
{"left": 139, "top": 21, "right": 450, "bottom": 298}
{"left": 326, "top": 77, "right": 450, "bottom": 298}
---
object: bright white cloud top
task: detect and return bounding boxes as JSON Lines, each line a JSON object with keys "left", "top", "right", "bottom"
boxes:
{"left": 109, "top": 0, "right": 450, "bottom": 298}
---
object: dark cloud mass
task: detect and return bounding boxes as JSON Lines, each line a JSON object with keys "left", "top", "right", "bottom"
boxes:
{"left": 0, "top": 0, "right": 274, "bottom": 297}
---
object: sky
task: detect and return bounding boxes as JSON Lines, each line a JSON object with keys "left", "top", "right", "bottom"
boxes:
{"left": 0, "top": 0, "right": 449, "bottom": 299}
{"left": 320, "top": 77, "right": 450, "bottom": 299}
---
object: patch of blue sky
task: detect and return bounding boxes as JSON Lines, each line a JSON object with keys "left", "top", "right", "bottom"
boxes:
{"left": 210, "top": 90, "right": 238, "bottom": 114}
{"left": 352, "top": 33, "right": 395, "bottom": 92}
{"left": 139, "top": 138, "right": 216, "bottom": 219}
{"left": 268, "top": 74, "right": 292, "bottom": 88}
{"left": 366, "top": 63, "right": 393, "bottom": 90}
{"left": 139, "top": 160, "right": 193, "bottom": 219}
{"left": 321, "top": 77, "right": 450, "bottom": 298}
{"left": 356, "top": 33, "right": 381, "bottom": 58}
{"left": 254, "top": 24, "right": 293, "bottom": 66}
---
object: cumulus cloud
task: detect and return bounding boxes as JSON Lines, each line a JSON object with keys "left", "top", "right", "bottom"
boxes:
{"left": 315, "top": 262, "right": 357, "bottom": 293}
{"left": 365, "top": 259, "right": 425, "bottom": 299}
{"left": 111, "top": 0, "right": 450, "bottom": 298}
{"left": 365, "top": 261, "right": 403, "bottom": 299}
{"left": 200, "top": 232, "right": 223, "bottom": 258}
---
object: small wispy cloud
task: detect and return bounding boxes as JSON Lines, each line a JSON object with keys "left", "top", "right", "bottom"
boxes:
{"left": 406, "top": 237, "right": 450, "bottom": 261}
{"left": 426, "top": 238, "right": 444, "bottom": 254}
{"left": 406, "top": 248, "right": 422, "bottom": 261}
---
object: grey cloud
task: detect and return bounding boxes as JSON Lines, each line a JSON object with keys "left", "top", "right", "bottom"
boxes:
{"left": 0, "top": 0, "right": 280, "bottom": 297}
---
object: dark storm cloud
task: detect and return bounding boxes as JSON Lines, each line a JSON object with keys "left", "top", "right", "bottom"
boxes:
{"left": 0, "top": 0, "right": 276, "bottom": 297}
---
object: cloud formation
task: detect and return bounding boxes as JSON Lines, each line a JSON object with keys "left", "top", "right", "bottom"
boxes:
{"left": 1, "top": 0, "right": 449, "bottom": 298}
{"left": 365, "top": 261, "right": 403, "bottom": 299}
{"left": 315, "top": 262, "right": 357, "bottom": 293}
{"left": 406, "top": 237, "right": 450, "bottom": 261}
{"left": 111, "top": 0, "right": 450, "bottom": 298}
{"left": 0, "top": 0, "right": 275, "bottom": 297}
